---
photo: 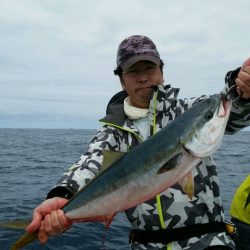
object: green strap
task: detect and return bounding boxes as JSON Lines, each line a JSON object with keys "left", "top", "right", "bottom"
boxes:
{"left": 100, "top": 121, "right": 143, "bottom": 142}
{"left": 153, "top": 89, "right": 166, "bottom": 229}
{"left": 153, "top": 90, "right": 172, "bottom": 250}
{"left": 167, "top": 244, "right": 172, "bottom": 250}
{"left": 153, "top": 90, "right": 158, "bottom": 134}
{"left": 156, "top": 195, "right": 166, "bottom": 229}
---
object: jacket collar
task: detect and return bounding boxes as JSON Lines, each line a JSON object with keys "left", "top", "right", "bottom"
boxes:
{"left": 99, "top": 84, "right": 178, "bottom": 129}
{"left": 99, "top": 90, "right": 128, "bottom": 127}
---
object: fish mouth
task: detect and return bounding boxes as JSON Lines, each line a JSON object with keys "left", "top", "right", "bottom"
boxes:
{"left": 218, "top": 95, "right": 232, "bottom": 117}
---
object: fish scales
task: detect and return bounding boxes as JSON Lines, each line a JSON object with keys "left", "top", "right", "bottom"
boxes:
{"left": 63, "top": 95, "right": 230, "bottom": 221}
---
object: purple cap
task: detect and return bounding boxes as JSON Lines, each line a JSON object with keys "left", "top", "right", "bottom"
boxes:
{"left": 116, "top": 35, "right": 161, "bottom": 71}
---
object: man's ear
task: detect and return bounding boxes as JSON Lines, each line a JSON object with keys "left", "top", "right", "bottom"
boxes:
{"left": 120, "top": 77, "right": 126, "bottom": 90}
{"left": 121, "top": 83, "right": 125, "bottom": 90}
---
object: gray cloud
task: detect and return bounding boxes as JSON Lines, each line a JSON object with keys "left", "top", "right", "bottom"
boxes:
{"left": 0, "top": 0, "right": 250, "bottom": 128}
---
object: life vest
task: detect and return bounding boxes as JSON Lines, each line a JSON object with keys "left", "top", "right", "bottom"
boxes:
{"left": 230, "top": 175, "right": 250, "bottom": 224}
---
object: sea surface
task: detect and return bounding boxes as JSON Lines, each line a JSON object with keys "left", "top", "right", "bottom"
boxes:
{"left": 0, "top": 128, "right": 249, "bottom": 250}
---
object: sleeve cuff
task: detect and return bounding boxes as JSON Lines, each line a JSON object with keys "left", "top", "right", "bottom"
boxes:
{"left": 225, "top": 67, "right": 250, "bottom": 105}
{"left": 46, "top": 186, "right": 74, "bottom": 200}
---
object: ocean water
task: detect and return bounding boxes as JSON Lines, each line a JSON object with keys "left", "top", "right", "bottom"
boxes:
{"left": 0, "top": 128, "right": 249, "bottom": 250}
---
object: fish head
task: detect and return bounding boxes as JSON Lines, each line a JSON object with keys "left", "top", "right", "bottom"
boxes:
{"left": 181, "top": 94, "right": 232, "bottom": 158}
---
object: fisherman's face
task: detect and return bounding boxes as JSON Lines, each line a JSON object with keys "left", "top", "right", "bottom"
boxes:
{"left": 121, "top": 60, "right": 164, "bottom": 108}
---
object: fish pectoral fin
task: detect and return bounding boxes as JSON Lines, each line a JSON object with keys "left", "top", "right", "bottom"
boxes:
{"left": 178, "top": 172, "right": 194, "bottom": 200}
{"left": 102, "top": 150, "right": 125, "bottom": 170}
{"left": 157, "top": 153, "right": 183, "bottom": 174}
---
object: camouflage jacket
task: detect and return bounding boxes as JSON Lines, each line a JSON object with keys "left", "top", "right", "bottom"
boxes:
{"left": 48, "top": 68, "right": 250, "bottom": 250}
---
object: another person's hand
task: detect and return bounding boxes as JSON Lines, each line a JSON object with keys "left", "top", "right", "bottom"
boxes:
{"left": 26, "top": 197, "right": 72, "bottom": 244}
{"left": 235, "top": 57, "right": 250, "bottom": 99}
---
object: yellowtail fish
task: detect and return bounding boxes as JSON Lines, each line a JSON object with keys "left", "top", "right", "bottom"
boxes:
{"left": 6, "top": 94, "right": 231, "bottom": 249}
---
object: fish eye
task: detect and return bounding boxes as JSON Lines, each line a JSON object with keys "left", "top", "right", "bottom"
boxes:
{"left": 206, "top": 111, "right": 213, "bottom": 120}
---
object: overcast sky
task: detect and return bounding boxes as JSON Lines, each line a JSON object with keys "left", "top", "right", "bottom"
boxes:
{"left": 1, "top": 0, "right": 250, "bottom": 129}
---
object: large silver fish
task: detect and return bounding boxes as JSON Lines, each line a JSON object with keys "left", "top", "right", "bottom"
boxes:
{"left": 8, "top": 94, "right": 232, "bottom": 249}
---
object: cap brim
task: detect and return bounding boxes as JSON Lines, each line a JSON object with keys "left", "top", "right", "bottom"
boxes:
{"left": 120, "top": 55, "right": 161, "bottom": 71}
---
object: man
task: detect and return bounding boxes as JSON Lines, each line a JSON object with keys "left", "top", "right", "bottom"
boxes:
{"left": 27, "top": 35, "right": 250, "bottom": 249}
{"left": 230, "top": 175, "right": 250, "bottom": 250}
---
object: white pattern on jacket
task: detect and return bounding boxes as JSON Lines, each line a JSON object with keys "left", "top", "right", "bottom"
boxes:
{"left": 48, "top": 68, "right": 250, "bottom": 250}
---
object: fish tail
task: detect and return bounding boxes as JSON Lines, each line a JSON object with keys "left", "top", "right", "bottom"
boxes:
{"left": 11, "top": 231, "right": 37, "bottom": 250}
{"left": 0, "top": 220, "right": 31, "bottom": 230}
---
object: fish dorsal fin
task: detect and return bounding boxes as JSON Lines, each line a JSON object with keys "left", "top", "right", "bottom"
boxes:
{"left": 102, "top": 150, "right": 125, "bottom": 170}
{"left": 157, "top": 153, "right": 183, "bottom": 174}
{"left": 178, "top": 171, "right": 194, "bottom": 200}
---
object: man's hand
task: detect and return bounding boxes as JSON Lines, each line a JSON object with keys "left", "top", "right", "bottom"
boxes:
{"left": 26, "top": 197, "right": 72, "bottom": 244}
{"left": 235, "top": 57, "right": 250, "bottom": 99}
